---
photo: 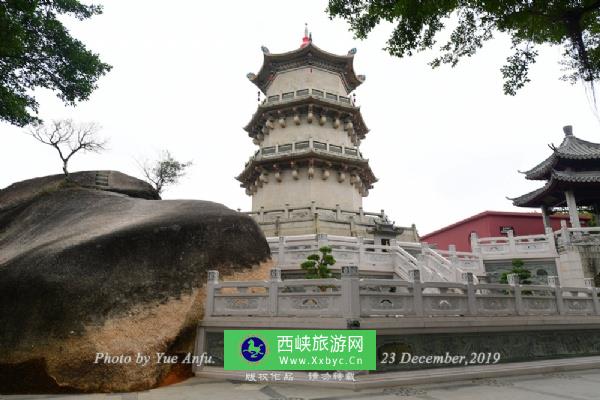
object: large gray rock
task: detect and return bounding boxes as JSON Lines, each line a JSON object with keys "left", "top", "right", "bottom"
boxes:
{"left": 0, "top": 172, "right": 270, "bottom": 393}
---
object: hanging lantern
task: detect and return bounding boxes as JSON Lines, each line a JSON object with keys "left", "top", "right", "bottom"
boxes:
{"left": 322, "top": 169, "right": 330, "bottom": 180}
{"left": 293, "top": 114, "right": 301, "bottom": 125}
{"left": 319, "top": 115, "right": 326, "bottom": 125}
{"left": 338, "top": 172, "right": 346, "bottom": 182}
{"left": 279, "top": 117, "right": 286, "bottom": 128}
{"left": 292, "top": 169, "right": 299, "bottom": 180}
{"left": 307, "top": 110, "right": 314, "bottom": 123}
{"left": 333, "top": 118, "right": 340, "bottom": 129}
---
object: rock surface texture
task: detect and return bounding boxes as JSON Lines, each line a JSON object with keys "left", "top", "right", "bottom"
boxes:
{"left": 0, "top": 172, "right": 270, "bottom": 393}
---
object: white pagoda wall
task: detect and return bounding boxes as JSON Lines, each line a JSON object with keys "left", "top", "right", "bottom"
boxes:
{"left": 266, "top": 67, "right": 348, "bottom": 96}
{"left": 261, "top": 121, "right": 355, "bottom": 148}
{"left": 251, "top": 168, "right": 362, "bottom": 211}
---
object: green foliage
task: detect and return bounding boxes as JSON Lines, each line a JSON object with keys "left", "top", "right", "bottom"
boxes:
{"left": 499, "top": 259, "right": 532, "bottom": 284}
{"left": 327, "top": 1, "right": 600, "bottom": 94}
{"left": 140, "top": 150, "right": 192, "bottom": 195}
{"left": 301, "top": 246, "right": 336, "bottom": 279}
{"left": 1, "top": 0, "right": 112, "bottom": 126}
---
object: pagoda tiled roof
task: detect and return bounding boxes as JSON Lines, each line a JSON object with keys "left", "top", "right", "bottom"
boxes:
{"left": 236, "top": 150, "right": 377, "bottom": 189}
{"left": 243, "top": 96, "right": 369, "bottom": 140}
{"left": 511, "top": 170, "right": 600, "bottom": 207}
{"left": 248, "top": 42, "right": 365, "bottom": 94}
{"left": 522, "top": 133, "right": 600, "bottom": 180}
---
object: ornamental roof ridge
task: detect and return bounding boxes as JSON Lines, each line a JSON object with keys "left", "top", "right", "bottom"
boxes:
{"left": 520, "top": 126, "right": 600, "bottom": 180}
{"left": 247, "top": 42, "right": 365, "bottom": 94}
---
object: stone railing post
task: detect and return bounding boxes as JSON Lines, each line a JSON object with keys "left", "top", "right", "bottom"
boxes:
{"left": 269, "top": 268, "right": 281, "bottom": 316}
{"left": 335, "top": 204, "right": 342, "bottom": 220}
{"left": 410, "top": 269, "right": 424, "bottom": 316}
{"left": 341, "top": 265, "right": 360, "bottom": 319}
{"left": 560, "top": 220, "right": 571, "bottom": 245}
{"left": 259, "top": 206, "right": 265, "bottom": 223}
{"left": 284, "top": 203, "right": 290, "bottom": 219}
{"left": 507, "top": 273, "right": 524, "bottom": 315}
{"left": 462, "top": 272, "right": 477, "bottom": 315}
{"left": 507, "top": 230, "right": 517, "bottom": 254}
{"left": 205, "top": 270, "right": 219, "bottom": 318}
{"left": 357, "top": 237, "right": 365, "bottom": 267}
{"left": 278, "top": 236, "right": 286, "bottom": 267}
{"left": 470, "top": 232, "right": 480, "bottom": 253}
{"left": 317, "top": 233, "right": 329, "bottom": 249}
{"left": 585, "top": 278, "right": 600, "bottom": 315}
{"left": 548, "top": 275, "right": 565, "bottom": 315}
{"left": 545, "top": 227, "right": 557, "bottom": 254}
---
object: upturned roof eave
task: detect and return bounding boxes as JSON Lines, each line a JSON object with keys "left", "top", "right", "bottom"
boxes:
{"left": 243, "top": 96, "right": 369, "bottom": 137}
{"left": 236, "top": 152, "right": 376, "bottom": 185}
{"left": 511, "top": 169, "right": 600, "bottom": 207}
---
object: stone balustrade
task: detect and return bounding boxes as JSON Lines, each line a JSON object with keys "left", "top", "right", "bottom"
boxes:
{"left": 204, "top": 268, "right": 598, "bottom": 318}
{"left": 267, "top": 234, "right": 484, "bottom": 282}
{"left": 555, "top": 223, "right": 600, "bottom": 247}
{"left": 470, "top": 228, "right": 558, "bottom": 260}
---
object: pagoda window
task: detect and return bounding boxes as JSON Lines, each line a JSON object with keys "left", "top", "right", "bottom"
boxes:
{"left": 326, "top": 92, "right": 338, "bottom": 101}
{"left": 313, "top": 141, "right": 327, "bottom": 150}
{"left": 278, "top": 143, "right": 292, "bottom": 152}
{"left": 268, "top": 95, "right": 280, "bottom": 102}
{"left": 262, "top": 146, "right": 276, "bottom": 155}
{"left": 295, "top": 141, "right": 309, "bottom": 150}
{"left": 296, "top": 89, "right": 309, "bottom": 96}
{"left": 330, "top": 145, "right": 342, "bottom": 153}
{"left": 282, "top": 92, "right": 294, "bottom": 100}
{"left": 339, "top": 96, "right": 350, "bottom": 104}
{"left": 345, "top": 147, "right": 358, "bottom": 156}
{"left": 312, "top": 89, "right": 324, "bottom": 98}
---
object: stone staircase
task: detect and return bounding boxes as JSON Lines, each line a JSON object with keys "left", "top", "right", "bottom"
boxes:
{"left": 94, "top": 171, "right": 110, "bottom": 187}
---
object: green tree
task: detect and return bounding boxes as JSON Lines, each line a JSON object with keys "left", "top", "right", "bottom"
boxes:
{"left": 327, "top": 1, "right": 600, "bottom": 95}
{"left": 500, "top": 259, "right": 532, "bottom": 284}
{"left": 140, "top": 150, "right": 192, "bottom": 195}
{"left": 1, "top": 0, "right": 112, "bottom": 127}
{"left": 301, "top": 246, "right": 336, "bottom": 279}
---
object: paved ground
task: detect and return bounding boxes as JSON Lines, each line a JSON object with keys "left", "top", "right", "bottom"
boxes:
{"left": 2, "top": 369, "right": 600, "bottom": 400}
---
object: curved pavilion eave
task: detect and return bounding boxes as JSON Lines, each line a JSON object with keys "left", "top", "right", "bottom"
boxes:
{"left": 511, "top": 170, "right": 600, "bottom": 207}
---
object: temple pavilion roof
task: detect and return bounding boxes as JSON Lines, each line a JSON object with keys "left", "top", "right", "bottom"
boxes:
{"left": 521, "top": 126, "right": 600, "bottom": 180}
{"left": 247, "top": 42, "right": 365, "bottom": 94}
{"left": 511, "top": 126, "right": 600, "bottom": 208}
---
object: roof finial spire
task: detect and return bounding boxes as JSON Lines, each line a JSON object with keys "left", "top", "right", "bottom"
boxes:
{"left": 563, "top": 125, "right": 573, "bottom": 136}
{"left": 301, "top": 23, "right": 311, "bottom": 48}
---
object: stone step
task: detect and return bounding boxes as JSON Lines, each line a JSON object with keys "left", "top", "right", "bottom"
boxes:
{"left": 95, "top": 172, "right": 110, "bottom": 186}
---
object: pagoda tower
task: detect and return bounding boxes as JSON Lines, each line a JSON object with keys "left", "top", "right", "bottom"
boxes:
{"left": 237, "top": 28, "right": 417, "bottom": 242}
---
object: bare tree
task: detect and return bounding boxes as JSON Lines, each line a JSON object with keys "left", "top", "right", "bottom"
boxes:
{"left": 139, "top": 150, "right": 192, "bottom": 195}
{"left": 28, "top": 119, "right": 107, "bottom": 179}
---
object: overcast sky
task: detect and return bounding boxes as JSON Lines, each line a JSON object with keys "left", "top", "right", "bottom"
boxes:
{"left": 2, "top": 1, "right": 600, "bottom": 235}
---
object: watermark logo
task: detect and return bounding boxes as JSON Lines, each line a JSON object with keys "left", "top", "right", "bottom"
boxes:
{"left": 241, "top": 336, "right": 266, "bottom": 362}
{"left": 225, "top": 330, "right": 376, "bottom": 371}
